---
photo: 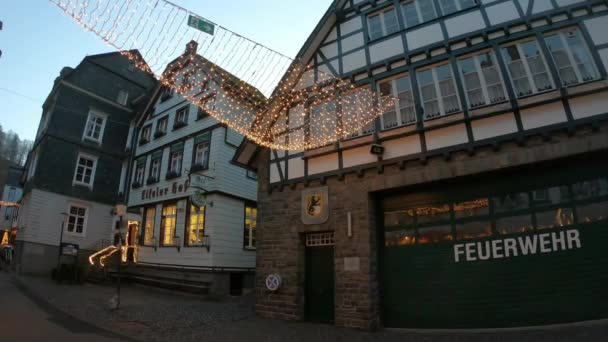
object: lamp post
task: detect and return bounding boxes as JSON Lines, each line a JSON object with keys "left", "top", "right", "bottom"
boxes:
{"left": 115, "top": 204, "right": 127, "bottom": 310}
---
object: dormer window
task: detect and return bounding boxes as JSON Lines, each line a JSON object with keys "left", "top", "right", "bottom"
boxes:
{"left": 154, "top": 117, "right": 168, "bottom": 138}
{"left": 367, "top": 7, "right": 399, "bottom": 40}
{"left": 174, "top": 106, "right": 189, "bottom": 129}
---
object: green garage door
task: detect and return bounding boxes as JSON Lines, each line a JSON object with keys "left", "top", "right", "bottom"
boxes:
{"left": 381, "top": 158, "right": 608, "bottom": 329}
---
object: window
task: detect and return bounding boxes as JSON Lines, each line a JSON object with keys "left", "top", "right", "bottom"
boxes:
{"left": 142, "top": 207, "right": 155, "bottom": 246}
{"left": 417, "top": 64, "right": 461, "bottom": 119}
{"left": 160, "top": 203, "right": 177, "bottom": 246}
{"left": 342, "top": 91, "right": 375, "bottom": 138}
{"left": 544, "top": 28, "right": 599, "bottom": 87}
{"left": 174, "top": 107, "right": 189, "bottom": 128}
{"left": 83, "top": 111, "right": 107, "bottom": 143}
{"left": 501, "top": 39, "right": 554, "bottom": 97}
{"left": 197, "top": 107, "right": 210, "bottom": 120}
{"left": 439, "top": 0, "right": 477, "bottom": 15}
{"left": 244, "top": 204, "right": 257, "bottom": 249}
{"left": 66, "top": 205, "right": 87, "bottom": 235}
{"left": 160, "top": 87, "right": 174, "bottom": 102}
{"left": 247, "top": 169, "right": 258, "bottom": 180}
{"left": 379, "top": 74, "right": 416, "bottom": 129}
{"left": 168, "top": 150, "right": 183, "bottom": 177}
{"left": 73, "top": 153, "right": 97, "bottom": 188}
{"left": 140, "top": 125, "right": 151, "bottom": 144}
{"left": 133, "top": 160, "right": 145, "bottom": 187}
{"left": 149, "top": 157, "right": 161, "bottom": 183}
{"left": 309, "top": 101, "right": 337, "bottom": 143}
{"left": 7, "top": 188, "right": 16, "bottom": 201}
{"left": 401, "top": 0, "right": 437, "bottom": 28}
{"left": 117, "top": 90, "right": 129, "bottom": 106}
{"left": 458, "top": 51, "right": 507, "bottom": 108}
{"left": 155, "top": 117, "right": 168, "bottom": 138}
{"left": 368, "top": 7, "right": 399, "bottom": 40}
{"left": 194, "top": 142, "right": 210, "bottom": 169}
{"left": 187, "top": 204, "right": 206, "bottom": 246}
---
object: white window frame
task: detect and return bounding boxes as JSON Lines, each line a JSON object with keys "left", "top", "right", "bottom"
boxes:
{"left": 400, "top": 0, "right": 437, "bottom": 28}
{"left": 156, "top": 117, "right": 168, "bottom": 134}
{"left": 378, "top": 73, "right": 417, "bottom": 130}
{"left": 543, "top": 27, "right": 600, "bottom": 87}
{"left": 244, "top": 204, "right": 257, "bottom": 250}
{"left": 65, "top": 203, "right": 89, "bottom": 236}
{"left": 150, "top": 158, "right": 161, "bottom": 181}
{"left": 73, "top": 152, "right": 98, "bottom": 189}
{"left": 501, "top": 38, "right": 555, "bottom": 98}
{"left": 82, "top": 110, "right": 108, "bottom": 143}
{"left": 458, "top": 50, "right": 508, "bottom": 109}
{"left": 175, "top": 107, "right": 188, "bottom": 124}
{"left": 439, "top": 0, "right": 477, "bottom": 15}
{"left": 169, "top": 151, "right": 183, "bottom": 175}
{"left": 194, "top": 142, "right": 210, "bottom": 168}
{"left": 417, "top": 63, "right": 462, "bottom": 120}
{"left": 117, "top": 90, "right": 129, "bottom": 106}
{"left": 134, "top": 162, "right": 145, "bottom": 184}
{"left": 342, "top": 90, "right": 375, "bottom": 139}
{"left": 141, "top": 125, "right": 152, "bottom": 142}
{"left": 367, "top": 6, "right": 400, "bottom": 40}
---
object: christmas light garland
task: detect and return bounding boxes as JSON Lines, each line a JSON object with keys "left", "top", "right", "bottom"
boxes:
{"left": 49, "top": 0, "right": 396, "bottom": 150}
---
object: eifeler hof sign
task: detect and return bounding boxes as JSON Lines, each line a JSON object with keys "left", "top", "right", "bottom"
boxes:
{"left": 141, "top": 179, "right": 190, "bottom": 200}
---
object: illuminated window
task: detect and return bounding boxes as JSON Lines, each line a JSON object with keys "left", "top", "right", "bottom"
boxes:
{"left": 83, "top": 111, "right": 107, "bottom": 143}
{"left": 160, "top": 203, "right": 177, "bottom": 246}
{"left": 66, "top": 205, "right": 87, "bottom": 235}
{"left": 142, "top": 207, "right": 156, "bottom": 246}
{"left": 418, "top": 225, "right": 452, "bottom": 244}
{"left": 244, "top": 204, "right": 257, "bottom": 249}
{"left": 187, "top": 204, "right": 206, "bottom": 246}
{"left": 379, "top": 74, "right": 416, "bottom": 129}
{"left": 544, "top": 28, "right": 599, "bottom": 86}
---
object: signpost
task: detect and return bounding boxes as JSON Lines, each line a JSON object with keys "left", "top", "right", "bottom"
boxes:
{"left": 187, "top": 15, "right": 215, "bottom": 35}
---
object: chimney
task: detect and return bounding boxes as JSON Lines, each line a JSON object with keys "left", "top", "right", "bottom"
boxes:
{"left": 185, "top": 40, "right": 198, "bottom": 56}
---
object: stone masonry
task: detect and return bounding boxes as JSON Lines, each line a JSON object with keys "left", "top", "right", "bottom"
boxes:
{"left": 254, "top": 122, "right": 608, "bottom": 331}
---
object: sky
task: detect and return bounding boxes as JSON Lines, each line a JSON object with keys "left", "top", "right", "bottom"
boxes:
{"left": 0, "top": 0, "right": 332, "bottom": 141}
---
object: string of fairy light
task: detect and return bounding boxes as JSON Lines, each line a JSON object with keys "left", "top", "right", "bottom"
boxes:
{"left": 49, "top": 0, "right": 396, "bottom": 150}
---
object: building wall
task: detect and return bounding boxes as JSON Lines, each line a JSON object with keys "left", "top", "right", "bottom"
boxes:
{"left": 269, "top": 1, "right": 608, "bottom": 186}
{"left": 255, "top": 119, "right": 608, "bottom": 329}
{"left": 1, "top": 184, "right": 22, "bottom": 231}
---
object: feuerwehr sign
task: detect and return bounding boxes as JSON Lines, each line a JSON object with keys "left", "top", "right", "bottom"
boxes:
{"left": 454, "top": 229, "right": 582, "bottom": 263}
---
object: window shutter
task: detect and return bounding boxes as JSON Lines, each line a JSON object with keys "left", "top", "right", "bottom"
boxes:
{"left": 194, "top": 132, "right": 211, "bottom": 145}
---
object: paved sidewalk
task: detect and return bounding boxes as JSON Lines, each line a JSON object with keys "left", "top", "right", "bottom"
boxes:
{"left": 12, "top": 274, "right": 608, "bottom": 342}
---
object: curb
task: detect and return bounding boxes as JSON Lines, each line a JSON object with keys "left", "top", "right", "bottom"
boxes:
{"left": 11, "top": 275, "right": 139, "bottom": 342}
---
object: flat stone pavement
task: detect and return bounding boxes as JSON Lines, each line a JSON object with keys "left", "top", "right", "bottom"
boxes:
{"left": 5, "top": 270, "right": 608, "bottom": 342}
{"left": 0, "top": 272, "right": 122, "bottom": 342}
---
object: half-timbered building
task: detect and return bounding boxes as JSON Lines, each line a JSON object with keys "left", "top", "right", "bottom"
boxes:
{"left": 236, "top": 0, "right": 608, "bottom": 330}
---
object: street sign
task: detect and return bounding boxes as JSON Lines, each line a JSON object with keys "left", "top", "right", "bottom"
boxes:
{"left": 191, "top": 191, "right": 208, "bottom": 208}
{"left": 190, "top": 174, "right": 214, "bottom": 190}
{"left": 265, "top": 274, "right": 282, "bottom": 291}
{"left": 187, "top": 15, "right": 215, "bottom": 35}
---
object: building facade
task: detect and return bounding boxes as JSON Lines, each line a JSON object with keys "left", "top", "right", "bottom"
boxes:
{"left": 118, "top": 51, "right": 259, "bottom": 295}
{"left": 0, "top": 158, "right": 23, "bottom": 246}
{"left": 15, "top": 51, "right": 156, "bottom": 275}
{"left": 236, "top": 0, "right": 608, "bottom": 330}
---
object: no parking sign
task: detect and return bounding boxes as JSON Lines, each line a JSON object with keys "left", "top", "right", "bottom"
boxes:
{"left": 265, "top": 274, "right": 282, "bottom": 291}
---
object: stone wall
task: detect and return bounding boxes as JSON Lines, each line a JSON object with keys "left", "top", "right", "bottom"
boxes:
{"left": 255, "top": 122, "right": 608, "bottom": 330}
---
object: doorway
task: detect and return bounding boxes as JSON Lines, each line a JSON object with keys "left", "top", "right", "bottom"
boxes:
{"left": 305, "top": 232, "right": 335, "bottom": 323}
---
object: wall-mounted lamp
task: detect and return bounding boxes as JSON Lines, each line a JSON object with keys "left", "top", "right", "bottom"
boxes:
{"left": 370, "top": 143, "right": 384, "bottom": 156}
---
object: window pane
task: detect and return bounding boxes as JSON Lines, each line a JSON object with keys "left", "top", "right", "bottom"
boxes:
{"left": 418, "top": 225, "right": 452, "bottom": 244}
{"left": 566, "top": 29, "right": 598, "bottom": 82}
{"left": 402, "top": 1, "right": 419, "bottom": 27}
{"left": 531, "top": 186, "right": 570, "bottom": 206}
{"left": 456, "top": 221, "right": 492, "bottom": 240}
{"left": 576, "top": 201, "right": 608, "bottom": 223}
{"left": 384, "top": 209, "right": 416, "bottom": 227}
{"left": 385, "top": 229, "right": 417, "bottom": 246}
{"left": 416, "top": 204, "right": 451, "bottom": 223}
{"left": 368, "top": 15, "right": 383, "bottom": 39}
{"left": 419, "top": 0, "right": 437, "bottom": 21}
{"left": 571, "top": 178, "right": 608, "bottom": 200}
{"left": 536, "top": 208, "right": 574, "bottom": 230}
{"left": 492, "top": 192, "right": 529, "bottom": 213}
{"left": 453, "top": 199, "right": 489, "bottom": 219}
{"left": 496, "top": 215, "right": 533, "bottom": 235}
{"left": 384, "top": 8, "right": 399, "bottom": 35}
{"left": 440, "top": 0, "right": 457, "bottom": 14}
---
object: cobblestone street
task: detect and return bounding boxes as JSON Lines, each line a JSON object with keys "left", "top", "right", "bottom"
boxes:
{"left": 5, "top": 271, "right": 607, "bottom": 342}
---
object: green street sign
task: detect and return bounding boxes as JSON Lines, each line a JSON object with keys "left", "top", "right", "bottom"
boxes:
{"left": 188, "top": 15, "right": 215, "bottom": 35}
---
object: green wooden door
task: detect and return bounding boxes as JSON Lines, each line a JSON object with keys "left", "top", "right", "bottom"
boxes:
{"left": 306, "top": 246, "right": 335, "bottom": 323}
{"left": 380, "top": 160, "right": 608, "bottom": 328}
